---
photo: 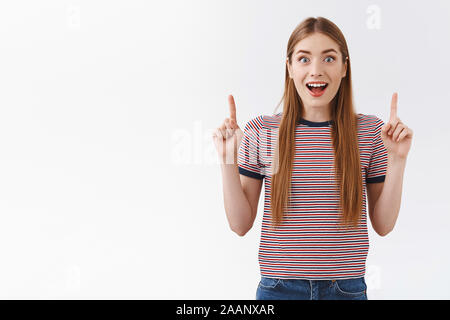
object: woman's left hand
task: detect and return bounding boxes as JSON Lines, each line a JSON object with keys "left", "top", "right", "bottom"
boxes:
{"left": 380, "top": 92, "right": 413, "bottom": 159}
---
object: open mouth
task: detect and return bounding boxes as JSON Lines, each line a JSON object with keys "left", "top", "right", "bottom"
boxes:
{"left": 306, "top": 82, "right": 328, "bottom": 97}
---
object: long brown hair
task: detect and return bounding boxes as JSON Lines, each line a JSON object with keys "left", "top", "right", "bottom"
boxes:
{"left": 270, "top": 17, "right": 362, "bottom": 230}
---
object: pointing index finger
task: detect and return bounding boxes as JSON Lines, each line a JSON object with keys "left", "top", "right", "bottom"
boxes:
{"left": 390, "top": 92, "right": 398, "bottom": 120}
{"left": 228, "top": 94, "right": 237, "bottom": 123}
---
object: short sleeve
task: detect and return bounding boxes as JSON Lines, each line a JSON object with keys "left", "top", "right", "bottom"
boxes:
{"left": 366, "top": 116, "right": 388, "bottom": 183}
{"left": 237, "top": 116, "right": 266, "bottom": 180}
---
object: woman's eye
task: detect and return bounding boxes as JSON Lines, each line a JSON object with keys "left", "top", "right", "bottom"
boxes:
{"left": 325, "top": 56, "right": 335, "bottom": 62}
{"left": 298, "top": 57, "right": 309, "bottom": 63}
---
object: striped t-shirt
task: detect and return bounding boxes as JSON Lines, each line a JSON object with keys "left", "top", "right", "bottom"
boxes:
{"left": 237, "top": 112, "right": 388, "bottom": 280}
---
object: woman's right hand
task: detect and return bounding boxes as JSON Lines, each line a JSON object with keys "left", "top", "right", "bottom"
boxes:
{"left": 212, "top": 94, "right": 244, "bottom": 164}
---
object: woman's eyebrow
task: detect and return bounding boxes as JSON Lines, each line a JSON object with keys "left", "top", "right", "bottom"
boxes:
{"left": 295, "top": 48, "right": 338, "bottom": 55}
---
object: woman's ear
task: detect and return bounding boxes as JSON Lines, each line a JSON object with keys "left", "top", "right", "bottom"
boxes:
{"left": 342, "top": 57, "right": 348, "bottom": 78}
{"left": 286, "top": 58, "right": 293, "bottom": 78}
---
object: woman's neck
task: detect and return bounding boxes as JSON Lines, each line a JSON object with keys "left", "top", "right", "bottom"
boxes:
{"left": 302, "top": 105, "right": 332, "bottom": 122}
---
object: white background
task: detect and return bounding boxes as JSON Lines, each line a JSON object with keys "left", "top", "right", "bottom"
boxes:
{"left": 0, "top": 0, "right": 449, "bottom": 299}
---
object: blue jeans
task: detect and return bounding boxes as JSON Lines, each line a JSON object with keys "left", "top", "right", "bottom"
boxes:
{"left": 256, "top": 276, "right": 368, "bottom": 300}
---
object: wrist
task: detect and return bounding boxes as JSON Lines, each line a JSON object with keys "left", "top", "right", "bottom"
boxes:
{"left": 387, "top": 153, "right": 407, "bottom": 166}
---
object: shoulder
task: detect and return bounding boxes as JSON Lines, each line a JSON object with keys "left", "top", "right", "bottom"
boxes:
{"left": 357, "top": 113, "right": 384, "bottom": 126}
{"left": 244, "top": 113, "right": 281, "bottom": 132}
{"left": 356, "top": 113, "right": 385, "bottom": 134}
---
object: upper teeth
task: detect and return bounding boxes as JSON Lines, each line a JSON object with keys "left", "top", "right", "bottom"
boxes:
{"left": 308, "top": 83, "right": 327, "bottom": 87}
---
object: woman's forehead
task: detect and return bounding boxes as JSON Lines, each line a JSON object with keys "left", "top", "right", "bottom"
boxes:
{"left": 293, "top": 33, "right": 340, "bottom": 54}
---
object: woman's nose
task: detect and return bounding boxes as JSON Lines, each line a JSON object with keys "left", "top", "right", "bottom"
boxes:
{"left": 309, "top": 60, "right": 324, "bottom": 77}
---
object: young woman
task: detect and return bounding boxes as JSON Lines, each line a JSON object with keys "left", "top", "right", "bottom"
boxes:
{"left": 212, "top": 17, "right": 413, "bottom": 300}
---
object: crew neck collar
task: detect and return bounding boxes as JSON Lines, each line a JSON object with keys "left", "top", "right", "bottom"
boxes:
{"left": 298, "top": 118, "right": 334, "bottom": 127}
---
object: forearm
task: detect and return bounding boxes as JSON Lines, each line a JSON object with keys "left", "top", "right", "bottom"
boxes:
{"left": 221, "top": 163, "right": 253, "bottom": 236}
{"left": 372, "top": 155, "right": 407, "bottom": 235}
